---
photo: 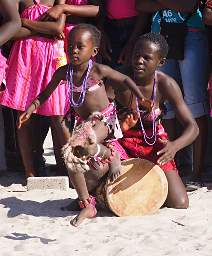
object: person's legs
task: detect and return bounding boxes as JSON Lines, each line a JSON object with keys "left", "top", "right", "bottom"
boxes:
{"left": 159, "top": 59, "right": 189, "bottom": 172}
{"left": 17, "top": 112, "right": 36, "bottom": 178}
{"left": 164, "top": 170, "right": 189, "bottom": 209}
{"left": 180, "top": 32, "right": 209, "bottom": 180}
{"left": 32, "top": 115, "right": 50, "bottom": 176}
{"left": 50, "top": 116, "right": 70, "bottom": 175}
{"left": 68, "top": 171, "right": 97, "bottom": 227}
{"left": 68, "top": 143, "right": 111, "bottom": 227}
{"left": 64, "top": 120, "right": 118, "bottom": 226}
{"left": 193, "top": 116, "right": 208, "bottom": 180}
{"left": 0, "top": 106, "right": 6, "bottom": 171}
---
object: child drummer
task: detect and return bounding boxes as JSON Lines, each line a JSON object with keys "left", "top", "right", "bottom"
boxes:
{"left": 115, "top": 33, "right": 199, "bottom": 209}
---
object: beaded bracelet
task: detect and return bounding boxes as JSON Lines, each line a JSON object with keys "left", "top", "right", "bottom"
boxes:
{"left": 32, "top": 100, "right": 39, "bottom": 109}
{"left": 93, "top": 144, "right": 101, "bottom": 158}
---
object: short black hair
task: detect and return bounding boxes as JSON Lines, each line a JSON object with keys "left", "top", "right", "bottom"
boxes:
{"left": 69, "top": 23, "right": 101, "bottom": 48}
{"left": 135, "top": 33, "right": 169, "bottom": 58}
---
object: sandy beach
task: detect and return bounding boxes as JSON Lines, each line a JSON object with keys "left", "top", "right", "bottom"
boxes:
{"left": 0, "top": 132, "right": 212, "bottom": 256}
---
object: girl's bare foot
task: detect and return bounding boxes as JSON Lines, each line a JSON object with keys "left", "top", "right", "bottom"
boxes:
{"left": 70, "top": 204, "right": 97, "bottom": 227}
{"left": 26, "top": 172, "right": 35, "bottom": 178}
{"left": 121, "top": 113, "right": 138, "bottom": 132}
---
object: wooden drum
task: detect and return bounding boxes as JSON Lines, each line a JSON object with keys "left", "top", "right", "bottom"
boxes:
{"left": 96, "top": 158, "right": 168, "bottom": 216}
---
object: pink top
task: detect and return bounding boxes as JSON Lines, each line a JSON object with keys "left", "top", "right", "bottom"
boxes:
{"left": 65, "top": 0, "right": 87, "bottom": 5}
{"left": 106, "top": 0, "right": 137, "bottom": 20}
{"left": 72, "top": 78, "right": 103, "bottom": 93}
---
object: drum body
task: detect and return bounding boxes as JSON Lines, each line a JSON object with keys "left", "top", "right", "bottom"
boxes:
{"left": 96, "top": 158, "right": 168, "bottom": 216}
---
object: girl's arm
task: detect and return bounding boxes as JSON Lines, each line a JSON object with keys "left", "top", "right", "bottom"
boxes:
{"left": 41, "top": 4, "right": 99, "bottom": 21}
{"left": 11, "top": 27, "right": 36, "bottom": 40}
{"left": 17, "top": 66, "right": 66, "bottom": 128}
{"left": 0, "top": 0, "right": 21, "bottom": 45}
{"left": 97, "top": 64, "right": 152, "bottom": 109}
{"left": 157, "top": 75, "right": 199, "bottom": 165}
{"left": 136, "top": 0, "right": 197, "bottom": 13}
{"left": 22, "top": 0, "right": 66, "bottom": 36}
{"left": 22, "top": 15, "right": 66, "bottom": 36}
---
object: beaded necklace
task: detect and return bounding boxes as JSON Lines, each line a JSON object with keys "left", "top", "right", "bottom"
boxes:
{"left": 136, "top": 75, "right": 157, "bottom": 146}
{"left": 66, "top": 59, "right": 93, "bottom": 108}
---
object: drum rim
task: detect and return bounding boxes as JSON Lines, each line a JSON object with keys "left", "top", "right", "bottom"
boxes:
{"left": 105, "top": 158, "right": 168, "bottom": 216}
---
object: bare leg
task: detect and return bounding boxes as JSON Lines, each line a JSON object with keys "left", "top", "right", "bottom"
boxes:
{"left": 164, "top": 170, "right": 189, "bottom": 209}
{"left": 193, "top": 116, "right": 208, "bottom": 180}
{"left": 17, "top": 112, "right": 36, "bottom": 178}
{"left": 66, "top": 121, "right": 116, "bottom": 226}
{"left": 68, "top": 171, "right": 97, "bottom": 227}
{"left": 0, "top": 106, "right": 6, "bottom": 170}
{"left": 50, "top": 116, "right": 70, "bottom": 175}
{"left": 61, "top": 160, "right": 109, "bottom": 212}
{"left": 32, "top": 115, "right": 50, "bottom": 176}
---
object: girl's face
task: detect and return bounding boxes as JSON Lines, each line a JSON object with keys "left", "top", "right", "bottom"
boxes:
{"left": 68, "top": 29, "right": 98, "bottom": 66}
{"left": 132, "top": 40, "right": 164, "bottom": 79}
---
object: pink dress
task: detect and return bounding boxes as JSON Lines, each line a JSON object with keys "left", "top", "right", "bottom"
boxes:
{"left": 64, "top": 0, "right": 87, "bottom": 54}
{"left": 0, "top": 0, "right": 69, "bottom": 116}
{"left": 0, "top": 51, "right": 7, "bottom": 90}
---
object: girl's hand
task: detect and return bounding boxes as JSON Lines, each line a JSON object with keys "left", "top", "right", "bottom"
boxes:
{"left": 17, "top": 102, "right": 37, "bottom": 129}
{"left": 55, "top": 32, "right": 65, "bottom": 40}
{"left": 21, "top": 18, "right": 29, "bottom": 27}
{"left": 40, "top": 5, "right": 64, "bottom": 21}
{"left": 157, "top": 139, "right": 178, "bottom": 165}
{"left": 139, "top": 98, "right": 154, "bottom": 112}
{"left": 17, "top": 111, "right": 31, "bottom": 129}
{"left": 120, "top": 111, "right": 138, "bottom": 132}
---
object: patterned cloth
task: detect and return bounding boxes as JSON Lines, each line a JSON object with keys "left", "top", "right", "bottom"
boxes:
{"left": 0, "top": 0, "right": 69, "bottom": 116}
{"left": 73, "top": 102, "right": 123, "bottom": 140}
{"left": 119, "top": 123, "right": 177, "bottom": 172}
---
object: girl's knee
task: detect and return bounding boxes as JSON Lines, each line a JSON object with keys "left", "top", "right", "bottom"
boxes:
{"left": 168, "top": 194, "right": 189, "bottom": 209}
{"left": 175, "top": 196, "right": 189, "bottom": 209}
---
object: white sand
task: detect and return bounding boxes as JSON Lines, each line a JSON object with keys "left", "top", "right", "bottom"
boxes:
{"left": 0, "top": 131, "right": 212, "bottom": 256}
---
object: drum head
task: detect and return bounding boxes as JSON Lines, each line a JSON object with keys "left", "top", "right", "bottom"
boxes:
{"left": 106, "top": 158, "right": 168, "bottom": 216}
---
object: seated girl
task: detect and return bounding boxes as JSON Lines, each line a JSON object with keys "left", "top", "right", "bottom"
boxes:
{"left": 115, "top": 33, "right": 199, "bottom": 209}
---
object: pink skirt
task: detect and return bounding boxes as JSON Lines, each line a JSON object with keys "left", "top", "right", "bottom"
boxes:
{"left": 0, "top": 3, "right": 69, "bottom": 116}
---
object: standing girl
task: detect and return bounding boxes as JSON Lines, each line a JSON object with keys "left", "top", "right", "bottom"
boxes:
{"left": 0, "top": 0, "right": 70, "bottom": 178}
{"left": 0, "top": 0, "right": 21, "bottom": 172}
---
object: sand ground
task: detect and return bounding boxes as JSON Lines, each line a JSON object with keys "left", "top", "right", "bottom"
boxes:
{"left": 0, "top": 131, "right": 212, "bottom": 256}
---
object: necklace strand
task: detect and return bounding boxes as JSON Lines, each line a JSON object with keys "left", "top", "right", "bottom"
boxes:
{"left": 136, "top": 76, "right": 157, "bottom": 146}
{"left": 67, "top": 59, "right": 93, "bottom": 108}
